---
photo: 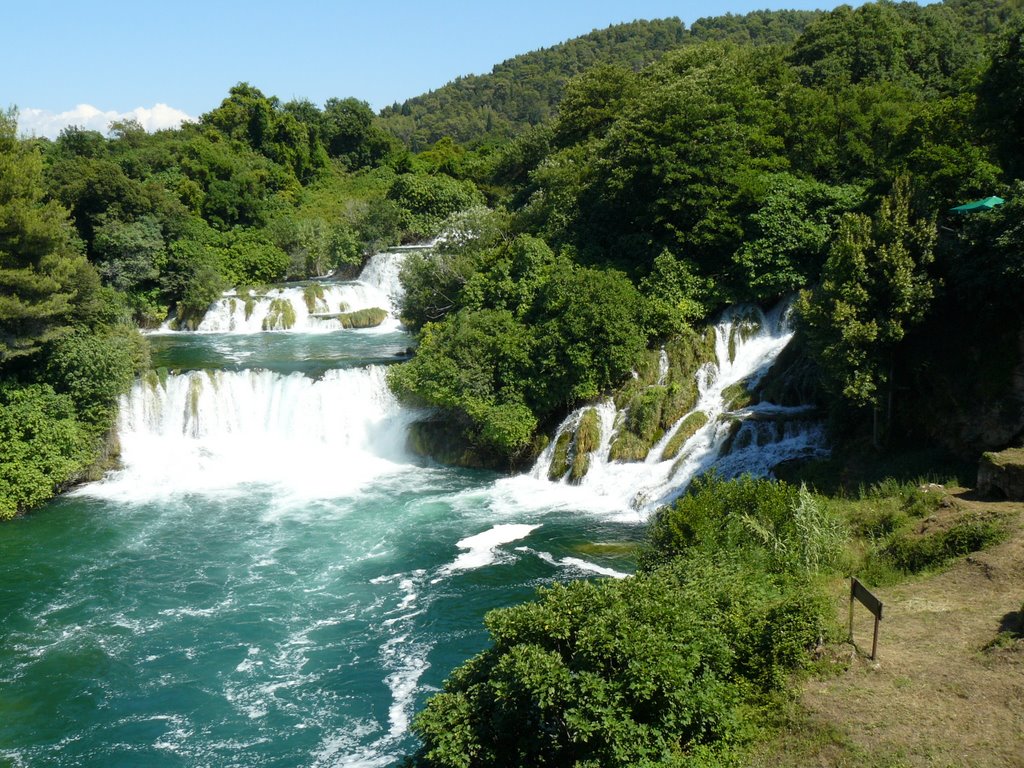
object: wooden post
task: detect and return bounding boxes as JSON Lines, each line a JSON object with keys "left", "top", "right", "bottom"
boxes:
{"left": 871, "top": 612, "right": 881, "bottom": 660}
{"left": 848, "top": 579, "right": 856, "bottom": 643}
{"left": 849, "top": 577, "right": 884, "bottom": 660}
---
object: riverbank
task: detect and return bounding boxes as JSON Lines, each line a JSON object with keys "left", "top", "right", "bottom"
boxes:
{"left": 750, "top": 489, "right": 1024, "bottom": 768}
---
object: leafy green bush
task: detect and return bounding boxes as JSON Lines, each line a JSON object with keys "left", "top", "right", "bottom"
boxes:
{"left": 643, "top": 475, "right": 847, "bottom": 575}
{"left": 0, "top": 383, "right": 93, "bottom": 519}
{"left": 43, "top": 327, "right": 146, "bottom": 428}
{"left": 387, "top": 172, "right": 484, "bottom": 237}
{"left": 411, "top": 552, "right": 830, "bottom": 768}
{"left": 881, "top": 514, "right": 1006, "bottom": 574}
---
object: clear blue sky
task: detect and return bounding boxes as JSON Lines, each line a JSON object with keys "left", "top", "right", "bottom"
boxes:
{"left": 4, "top": 0, "right": 835, "bottom": 133}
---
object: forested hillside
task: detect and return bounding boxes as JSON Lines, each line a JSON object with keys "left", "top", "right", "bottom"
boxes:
{"left": 3, "top": 0, "right": 1023, "bottom": 517}
{"left": 379, "top": 10, "right": 823, "bottom": 149}
{"left": 391, "top": 0, "right": 1024, "bottom": 471}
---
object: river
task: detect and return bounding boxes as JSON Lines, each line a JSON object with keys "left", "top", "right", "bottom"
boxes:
{"left": 0, "top": 249, "right": 826, "bottom": 767}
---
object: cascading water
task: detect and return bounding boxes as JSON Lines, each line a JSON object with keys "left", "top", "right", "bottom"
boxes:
{"left": 521, "top": 301, "right": 829, "bottom": 520}
{"left": 0, "top": 251, "right": 825, "bottom": 767}
{"left": 159, "top": 251, "right": 407, "bottom": 334}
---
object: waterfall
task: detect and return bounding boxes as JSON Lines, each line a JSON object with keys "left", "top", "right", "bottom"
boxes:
{"left": 525, "top": 301, "right": 828, "bottom": 517}
{"left": 159, "top": 250, "right": 411, "bottom": 334}
{"left": 93, "top": 366, "right": 416, "bottom": 502}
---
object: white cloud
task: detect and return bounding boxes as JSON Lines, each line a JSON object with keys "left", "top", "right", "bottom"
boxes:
{"left": 16, "top": 103, "right": 195, "bottom": 139}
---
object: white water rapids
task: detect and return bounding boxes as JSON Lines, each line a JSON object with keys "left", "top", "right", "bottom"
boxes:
{"left": 518, "top": 302, "right": 829, "bottom": 520}
{"left": 160, "top": 250, "right": 408, "bottom": 334}
{"left": 26, "top": 249, "right": 828, "bottom": 767}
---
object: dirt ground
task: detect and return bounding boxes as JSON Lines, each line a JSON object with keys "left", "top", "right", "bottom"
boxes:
{"left": 751, "top": 491, "right": 1024, "bottom": 768}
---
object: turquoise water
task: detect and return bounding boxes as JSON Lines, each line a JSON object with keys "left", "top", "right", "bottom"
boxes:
{"left": 0, "top": 327, "right": 640, "bottom": 768}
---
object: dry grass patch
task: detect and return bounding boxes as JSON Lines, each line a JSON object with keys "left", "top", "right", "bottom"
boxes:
{"left": 749, "top": 492, "right": 1024, "bottom": 768}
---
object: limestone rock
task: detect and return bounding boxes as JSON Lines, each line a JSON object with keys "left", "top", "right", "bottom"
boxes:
{"left": 978, "top": 448, "right": 1024, "bottom": 500}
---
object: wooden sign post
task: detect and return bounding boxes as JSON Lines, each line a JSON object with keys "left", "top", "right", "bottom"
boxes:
{"left": 849, "top": 577, "right": 884, "bottom": 660}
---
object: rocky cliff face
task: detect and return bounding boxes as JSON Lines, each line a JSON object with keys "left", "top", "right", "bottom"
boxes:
{"left": 899, "top": 316, "right": 1024, "bottom": 459}
{"left": 978, "top": 448, "right": 1024, "bottom": 499}
{"left": 944, "top": 327, "right": 1024, "bottom": 456}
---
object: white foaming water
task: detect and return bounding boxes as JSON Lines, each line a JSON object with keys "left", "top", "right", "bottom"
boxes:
{"left": 80, "top": 365, "right": 416, "bottom": 503}
{"left": 46, "top": 294, "right": 828, "bottom": 768}
{"left": 160, "top": 251, "right": 409, "bottom": 334}
{"left": 441, "top": 524, "right": 542, "bottom": 574}
{"left": 504, "top": 302, "right": 829, "bottom": 520}
{"left": 518, "top": 548, "right": 629, "bottom": 579}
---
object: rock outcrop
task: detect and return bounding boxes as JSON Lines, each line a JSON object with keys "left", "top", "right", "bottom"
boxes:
{"left": 978, "top": 448, "right": 1024, "bottom": 500}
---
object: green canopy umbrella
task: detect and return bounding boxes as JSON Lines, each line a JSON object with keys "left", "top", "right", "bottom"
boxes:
{"left": 949, "top": 196, "right": 1005, "bottom": 213}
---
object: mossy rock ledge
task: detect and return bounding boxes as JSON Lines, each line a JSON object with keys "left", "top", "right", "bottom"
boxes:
{"left": 314, "top": 307, "right": 389, "bottom": 329}
{"left": 978, "top": 448, "right": 1024, "bottom": 500}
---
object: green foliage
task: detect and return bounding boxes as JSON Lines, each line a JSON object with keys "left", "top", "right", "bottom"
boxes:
{"left": 412, "top": 529, "right": 832, "bottom": 768}
{"left": 880, "top": 514, "right": 1006, "bottom": 574}
{"left": 530, "top": 263, "right": 647, "bottom": 410}
{"left": 387, "top": 309, "right": 538, "bottom": 458}
{"left": 394, "top": 233, "right": 647, "bottom": 463}
{"left": 387, "top": 172, "right": 484, "bottom": 238}
{"left": 202, "top": 82, "right": 324, "bottom": 182}
{"left": 91, "top": 213, "right": 167, "bottom": 297}
{"left": 43, "top": 327, "right": 146, "bottom": 427}
{"left": 219, "top": 229, "right": 290, "bottom": 286}
{"left": 789, "top": 1, "right": 983, "bottom": 94}
{"left": 0, "top": 383, "right": 94, "bottom": 519}
{"left": 639, "top": 251, "right": 712, "bottom": 337}
{"left": 730, "top": 174, "right": 861, "bottom": 297}
{"left": 547, "top": 43, "right": 789, "bottom": 284}
{"left": 0, "top": 109, "right": 99, "bottom": 365}
{"left": 262, "top": 297, "right": 296, "bottom": 330}
{"left": 322, "top": 97, "right": 401, "bottom": 170}
{"left": 643, "top": 474, "right": 846, "bottom": 575}
{"left": 797, "top": 176, "right": 936, "bottom": 411}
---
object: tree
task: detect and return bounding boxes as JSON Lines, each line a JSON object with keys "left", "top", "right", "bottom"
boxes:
{"left": 730, "top": 172, "right": 861, "bottom": 298}
{"left": 387, "top": 173, "right": 484, "bottom": 237}
{"left": 322, "top": 97, "right": 398, "bottom": 170}
{"left": 797, "top": 175, "right": 937, "bottom": 445}
{"left": 0, "top": 109, "right": 99, "bottom": 366}
{"left": 91, "top": 214, "right": 166, "bottom": 292}
{"left": 559, "top": 44, "right": 789, "bottom": 278}
{"left": 977, "top": 19, "right": 1024, "bottom": 180}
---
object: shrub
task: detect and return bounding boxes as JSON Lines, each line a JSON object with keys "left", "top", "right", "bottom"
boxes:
{"left": 43, "top": 327, "right": 146, "bottom": 428}
{"left": 0, "top": 383, "right": 93, "bottom": 518}
{"left": 411, "top": 553, "right": 829, "bottom": 768}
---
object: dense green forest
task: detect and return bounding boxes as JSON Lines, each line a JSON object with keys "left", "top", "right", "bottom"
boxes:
{"left": 4, "top": 0, "right": 1023, "bottom": 513}
{"left": 390, "top": 0, "right": 1024, "bottom": 473}
{"left": 379, "top": 10, "right": 824, "bottom": 149}
{"left": 3, "top": 0, "right": 1024, "bottom": 761}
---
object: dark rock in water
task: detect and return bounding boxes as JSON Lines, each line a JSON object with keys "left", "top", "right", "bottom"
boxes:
{"left": 978, "top": 448, "right": 1024, "bottom": 499}
{"left": 406, "top": 419, "right": 501, "bottom": 471}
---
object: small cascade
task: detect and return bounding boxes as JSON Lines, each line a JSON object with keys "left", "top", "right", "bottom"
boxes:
{"left": 655, "top": 348, "right": 669, "bottom": 386}
{"left": 160, "top": 250, "right": 412, "bottom": 334}
{"left": 97, "top": 366, "right": 415, "bottom": 501}
{"left": 530, "top": 301, "right": 828, "bottom": 515}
